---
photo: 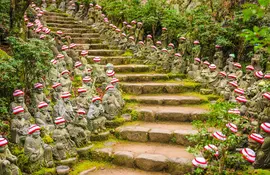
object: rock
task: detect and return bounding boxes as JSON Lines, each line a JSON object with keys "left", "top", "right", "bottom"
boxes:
{"left": 113, "top": 151, "right": 135, "bottom": 168}
{"left": 91, "top": 148, "right": 113, "bottom": 161}
{"left": 119, "top": 126, "right": 150, "bottom": 142}
{"left": 79, "top": 167, "right": 96, "bottom": 175}
{"left": 149, "top": 128, "right": 172, "bottom": 143}
{"left": 135, "top": 153, "right": 168, "bottom": 171}
{"left": 76, "top": 145, "right": 93, "bottom": 158}
{"left": 106, "top": 118, "right": 125, "bottom": 128}
{"left": 91, "top": 131, "right": 110, "bottom": 141}
{"left": 121, "top": 114, "right": 132, "bottom": 122}
{"left": 57, "top": 157, "right": 78, "bottom": 166}
{"left": 173, "top": 130, "right": 197, "bottom": 146}
{"left": 168, "top": 157, "right": 192, "bottom": 175}
{"left": 200, "top": 88, "right": 213, "bottom": 95}
{"left": 137, "top": 109, "right": 155, "bottom": 122}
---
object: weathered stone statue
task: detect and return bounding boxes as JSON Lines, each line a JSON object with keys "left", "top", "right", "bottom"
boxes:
{"left": 159, "top": 49, "right": 170, "bottom": 72}
{"left": 58, "top": 0, "right": 66, "bottom": 12}
{"left": 56, "top": 54, "right": 67, "bottom": 73}
{"left": 41, "top": 0, "right": 47, "bottom": 10}
{"left": 214, "top": 72, "right": 228, "bottom": 95}
{"left": 145, "top": 45, "right": 158, "bottom": 64}
{"left": 75, "top": 5, "right": 84, "bottom": 20}
{"left": 161, "top": 27, "right": 168, "bottom": 48}
{"left": 127, "top": 36, "right": 137, "bottom": 52}
{"left": 52, "top": 83, "right": 62, "bottom": 103}
{"left": 251, "top": 52, "right": 263, "bottom": 71}
{"left": 191, "top": 40, "right": 201, "bottom": 59}
{"left": 187, "top": 58, "right": 201, "bottom": 79}
{"left": 10, "top": 90, "right": 31, "bottom": 120}
{"left": 35, "top": 102, "right": 54, "bottom": 131}
{"left": 52, "top": 117, "right": 77, "bottom": 160}
{"left": 0, "top": 137, "right": 20, "bottom": 175}
{"left": 156, "top": 41, "right": 162, "bottom": 50}
{"left": 239, "top": 65, "right": 254, "bottom": 89}
{"left": 223, "top": 54, "right": 235, "bottom": 73}
{"left": 66, "top": 1, "right": 76, "bottom": 16}
{"left": 67, "top": 109, "right": 91, "bottom": 147}
{"left": 195, "top": 61, "right": 210, "bottom": 84}
{"left": 146, "top": 35, "right": 153, "bottom": 49}
{"left": 11, "top": 106, "right": 30, "bottom": 144}
{"left": 47, "top": 0, "right": 57, "bottom": 11}
{"left": 32, "top": 83, "right": 50, "bottom": 110}
{"left": 102, "top": 85, "right": 121, "bottom": 120}
{"left": 111, "top": 78, "right": 125, "bottom": 108}
{"left": 74, "top": 88, "right": 91, "bottom": 111}
{"left": 24, "top": 125, "right": 54, "bottom": 171}
{"left": 60, "top": 70, "right": 72, "bottom": 92}
{"left": 207, "top": 64, "right": 218, "bottom": 89}
{"left": 171, "top": 53, "right": 185, "bottom": 74}
{"left": 119, "top": 33, "right": 128, "bottom": 50}
{"left": 134, "top": 41, "right": 146, "bottom": 59}
{"left": 105, "top": 70, "right": 115, "bottom": 84}
{"left": 135, "top": 22, "right": 144, "bottom": 43}
{"left": 66, "top": 43, "right": 79, "bottom": 62}
{"left": 233, "top": 63, "right": 243, "bottom": 81}
{"left": 178, "top": 37, "right": 188, "bottom": 58}
{"left": 213, "top": 45, "right": 223, "bottom": 69}
{"left": 48, "top": 59, "right": 60, "bottom": 84}
{"left": 61, "top": 45, "right": 73, "bottom": 70}
{"left": 87, "top": 97, "right": 107, "bottom": 134}
{"left": 74, "top": 61, "right": 87, "bottom": 77}
{"left": 258, "top": 93, "right": 270, "bottom": 124}
{"left": 92, "top": 57, "right": 106, "bottom": 83}
{"left": 223, "top": 81, "right": 238, "bottom": 101}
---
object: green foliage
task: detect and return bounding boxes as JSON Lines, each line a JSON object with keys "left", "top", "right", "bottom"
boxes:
{"left": 0, "top": 0, "right": 10, "bottom": 31}
{"left": 32, "top": 168, "right": 56, "bottom": 175}
{"left": 69, "top": 160, "right": 109, "bottom": 175}
{"left": 42, "top": 134, "right": 54, "bottom": 144}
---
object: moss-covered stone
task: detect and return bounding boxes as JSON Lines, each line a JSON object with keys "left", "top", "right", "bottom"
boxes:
{"left": 90, "top": 131, "right": 110, "bottom": 141}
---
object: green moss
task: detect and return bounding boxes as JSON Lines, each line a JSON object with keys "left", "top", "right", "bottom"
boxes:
{"left": 122, "top": 50, "right": 133, "bottom": 56}
{"left": 42, "top": 134, "right": 54, "bottom": 144}
{"left": 130, "top": 110, "right": 139, "bottom": 121}
{"left": 0, "top": 49, "right": 11, "bottom": 60}
{"left": 70, "top": 160, "right": 111, "bottom": 175}
{"left": 32, "top": 168, "right": 56, "bottom": 175}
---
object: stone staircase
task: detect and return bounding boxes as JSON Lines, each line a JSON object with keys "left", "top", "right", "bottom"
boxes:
{"left": 44, "top": 12, "right": 215, "bottom": 174}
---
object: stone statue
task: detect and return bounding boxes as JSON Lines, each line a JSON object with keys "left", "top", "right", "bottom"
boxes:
{"left": 24, "top": 125, "right": 54, "bottom": 171}
{"left": 41, "top": 0, "right": 47, "bottom": 10}
{"left": 145, "top": 46, "right": 158, "bottom": 64}
{"left": 195, "top": 61, "right": 210, "bottom": 84}
{"left": 74, "top": 88, "right": 91, "bottom": 111}
{"left": 156, "top": 41, "right": 162, "bottom": 50}
{"left": 106, "top": 63, "right": 114, "bottom": 71}
{"left": 119, "top": 33, "right": 128, "bottom": 50}
{"left": 105, "top": 70, "right": 115, "bottom": 84}
{"left": 58, "top": 0, "right": 66, "bottom": 12}
{"left": 32, "top": 83, "right": 50, "bottom": 110}
{"left": 187, "top": 58, "right": 201, "bottom": 79}
{"left": 75, "top": 5, "right": 84, "bottom": 20}
{"left": 134, "top": 41, "right": 146, "bottom": 59}
{"left": 191, "top": 40, "right": 201, "bottom": 59}
{"left": 74, "top": 61, "right": 87, "bottom": 77}
{"left": 60, "top": 70, "right": 72, "bottom": 92}
{"left": 52, "top": 83, "right": 62, "bottom": 103}
{"left": 159, "top": 49, "right": 170, "bottom": 72}
{"left": 67, "top": 109, "right": 91, "bottom": 147}
{"left": 10, "top": 90, "right": 31, "bottom": 120}
{"left": 35, "top": 102, "right": 54, "bottom": 131}
{"left": 52, "top": 117, "right": 77, "bottom": 160}
{"left": 87, "top": 97, "right": 107, "bottom": 134}
{"left": 82, "top": 76, "right": 96, "bottom": 97}
{"left": 127, "top": 36, "right": 137, "bottom": 52}
{"left": 223, "top": 54, "right": 235, "bottom": 73}
{"left": 0, "top": 137, "right": 20, "bottom": 175}
{"left": 178, "top": 37, "right": 188, "bottom": 58}
{"left": 102, "top": 85, "right": 121, "bottom": 120}
{"left": 233, "top": 63, "right": 243, "bottom": 81}
{"left": 161, "top": 28, "right": 168, "bottom": 48}
{"left": 48, "top": 59, "right": 60, "bottom": 84}
{"left": 258, "top": 93, "right": 270, "bottom": 125}
{"left": 251, "top": 52, "right": 263, "bottom": 71}
{"left": 135, "top": 22, "right": 144, "bottom": 43}
{"left": 66, "top": 1, "right": 76, "bottom": 16}
{"left": 92, "top": 57, "right": 106, "bottom": 83}
{"left": 171, "top": 53, "right": 185, "bottom": 74}
{"left": 47, "top": 0, "right": 57, "bottom": 11}
{"left": 207, "top": 64, "right": 218, "bottom": 89}
{"left": 86, "top": 3, "right": 95, "bottom": 25}
{"left": 10, "top": 106, "right": 30, "bottom": 144}
{"left": 66, "top": 43, "right": 79, "bottom": 62}
{"left": 213, "top": 45, "right": 223, "bottom": 69}
{"left": 239, "top": 65, "right": 254, "bottom": 89}
{"left": 56, "top": 54, "right": 67, "bottom": 73}
{"left": 61, "top": 45, "right": 73, "bottom": 70}
{"left": 146, "top": 35, "right": 153, "bottom": 49}
{"left": 214, "top": 72, "right": 228, "bottom": 95}
{"left": 111, "top": 78, "right": 125, "bottom": 108}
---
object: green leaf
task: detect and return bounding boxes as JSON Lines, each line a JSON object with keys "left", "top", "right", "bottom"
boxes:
{"left": 258, "top": 0, "right": 270, "bottom": 7}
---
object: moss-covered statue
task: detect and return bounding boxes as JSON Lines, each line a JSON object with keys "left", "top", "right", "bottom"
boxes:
{"left": 145, "top": 45, "right": 158, "bottom": 64}
{"left": 213, "top": 45, "right": 223, "bottom": 70}
{"left": 0, "top": 137, "right": 20, "bottom": 175}
{"left": 52, "top": 117, "right": 77, "bottom": 161}
{"left": 178, "top": 37, "right": 188, "bottom": 59}
{"left": 258, "top": 93, "right": 270, "bottom": 126}
{"left": 191, "top": 40, "right": 201, "bottom": 59}
{"left": 52, "top": 83, "right": 62, "bottom": 103}
{"left": 56, "top": 54, "right": 67, "bottom": 73}
{"left": 119, "top": 33, "right": 128, "bottom": 50}
{"left": 58, "top": 0, "right": 65, "bottom": 12}
{"left": 60, "top": 70, "right": 72, "bottom": 92}
{"left": 135, "top": 22, "right": 144, "bottom": 43}
{"left": 66, "top": 1, "right": 76, "bottom": 16}
{"left": 214, "top": 72, "right": 228, "bottom": 95}
{"left": 48, "top": 59, "right": 60, "bottom": 84}
{"left": 67, "top": 109, "right": 91, "bottom": 147}
{"left": 66, "top": 43, "right": 79, "bottom": 62}
{"left": 82, "top": 76, "right": 96, "bottom": 97}
{"left": 47, "top": 0, "right": 57, "bottom": 11}
{"left": 75, "top": 4, "right": 84, "bottom": 20}
{"left": 11, "top": 106, "right": 30, "bottom": 144}
{"left": 207, "top": 64, "right": 218, "bottom": 89}
{"left": 187, "top": 58, "right": 201, "bottom": 79}
{"left": 134, "top": 41, "right": 146, "bottom": 59}
{"left": 127, "top": 36, "right": 137, "bottom": 52}
{"left": 239, "top": 65, "right": 254, "bottom": 89}
{"left": 24, "top": 125, "right": 54, "bottom": 172}
{"left": 195, "top": 61, "right": 210, "bottom": 84}
{"left": 102, "top": 85, "right": 121, "bottom": 120}
{"left": 223, "top": 54, "right": 235, "bottom": 73}
{"left": 10, "top": 90, "right": 31, "bottom": 120}
{"left": 41, "top": 0, "right": 47, "bottom": 10}
{"left": 233, "top": 62, "right": 243, "bottom": 81}
{"left": 159, "top": 48, "right": 170, "bottom": 72}
{"left": 91, "top": 57, "right": 105, "bottom": 83}
{"left": 171, "top": 53, "right": 185, "bottom": 74}
{"left": 161, "top": 27, "right": 168, "bottom": 48}
{"left": 111, "top": 78, "right": 125, "bottom": 108}
{"left": 32, "top": 83, "right": 50, "bottom": 110}
{"left": 74, "top": 88, "right": 91, "bottom": 111}
{"left": 87, "top": 97, "right": 107, "bottom": 134}
{"left": 105, "top": 70, "right": 115, "bottom": 84}
{"left": 61, "top": 45, "right": 73, "bottom": 70}
{"left": 74, "top": 61, "right": 87, "bottom": 77}
{"left": 35, "top": 102, "right": 54, "bottom": 131}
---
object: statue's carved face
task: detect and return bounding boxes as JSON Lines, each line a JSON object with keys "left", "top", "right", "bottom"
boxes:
{"left": 37, "top": 88, "right": 43, "bottom": 93}
{"left": 78, "top": 114, "right": 84, "bottom": 119}
{"left": 63, "top": 98, "right": 70, "bottom": 103}
{"left": 40, "top": 106, "right": 47, "bottom": 113}
{"left": 63, "top": 73, "right": 69, "bottom": 79}
{"left": 0, "top": 145, "right": 7, "bottom": 153}
{"left": 16, "top": 96, "right": 24, "bottom": 103}
{"left": 79, "top": 92, "right": 86, "bottom": 97}
{"left": 94, "top": 100, "right": 101, "bottom": 106}
{"left": 58, "top": 123, "right": 65, "bottom": 129}
{"left": 32, "top": 131, "right": 40, "bottom": 138}
{"left": 16, "top": 112, "right": 24, "bottom": 119}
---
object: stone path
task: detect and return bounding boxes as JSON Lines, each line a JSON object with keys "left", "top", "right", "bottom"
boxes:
{"left": 44, "top": 12, "right": 214, "bottom": 174}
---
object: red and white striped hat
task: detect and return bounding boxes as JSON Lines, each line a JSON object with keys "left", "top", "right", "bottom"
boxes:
{"left": 38, "top": 102, "right": 48, "bottom": 109}
{"left": 241, "top": 148, "right": 256, "bottom": 163}
{"left": 28, "top": 124, "right": 41, "bottom": 134}
{"left": 246, "top": 65, "right": 254, "bottom": 71}
{"left": 75, "top": 61, "right": 82, "bottom": 68}
{"left": 27, "top": 22, "right": 34, "bottom": 27}
{"left": 175, "top": 53, "right": 181, "bottom": 57}
{"left": 263, "top": 92, "right": 270, "bottom": 100}
{"left": 51, "top": 59, "right": 57, "bottom": 64}
{"left": 115, "top": 28, "right": 121, "bottom": 33}
{"left": 194, "top": 40, "right": 200, "bottom": 44}
{"left": 228, "top": 74, "right": 236, "bottom": 79}
{"left": 89, "top": 3, "right": 93, "bottom": 6}
{"left": 236, "top": 96, "right": 247, "bottom": 103}
{"left": 106, "top": 85, "right": 114, "bottom": 91}
{"left": 81, "top": 50, "right": 89, "bottom": 56}
{"left": 131, "top": 20, "right": 137, "bottom": 24}
{"left": 209, "top": 64, "right": 216, "bottom": 70}
{"left": 55, "top": 117, "right": 66, "bottom": 125}
{"left": 106, "top": 70, "right": 115, "bottom": 77}
{"left": 138, "top": 41, "right": 144, "bottom": 45}
{"left": 249, "top": 133, "right": 264, "bottom": 144}
{"left": 226, "top": 123, "right": 238, "bottom": 133}
{"left": 83, "top": 76, "right": 92, "bottom": 82}
{"left": 112, "top": 25, "right": 117, "bottom": 29}
{"left": 52, "top": 83, "right": 61, "bottom": 89}
{"left": 77, "top": 109, "right": 86, "bottom": 115}
{"left": 179, "top": 36, "right": 186, "bottom": 40}
{"left": 37, "top": 13, "right": 43, "bottom": 17}
{"left": 34, "top": 83, "right": 43, "bottom": 89}
{"left": 147, "top": 35, "right": 152, "bottom": 39}
{"left": 61, "top": 92, "right": 71, "bottom": 98}
{"left": 204, "top": 144, "right": 219, "bottom": 156}
{"left": 203, "top": 61, "right": 210, "bottom": 66}
{"left": 0, "top": 138, "right": 8, "bottom": 147}
{"left": 39, "top": 10, "right": 44, "bottom": 15}
{"left": 111, "top": 78, "right": 119, "bottom": 84}
{"left": 233, "top": 62, "right": 242, "bottom": 68}
{"left": 126, "top": 25, "right": 132, "bottom": 28}
{"left": 123, "top": 21, "right": 127, "bottom": 24}
{"left": 161, "top": 48, "right": 168, "bottom": 53}
{"left": 62, "top": 45, "right": 69, "bottom": 50}
{"left": 212, "top": 131, "right": 226, "bottom": 141}
{"left": 121, "top": 33, "right": 126, "bottom": 37}
{"left": 40, "top": 34, "right": 46, "bottom": 39}
{"left": 35, "top": 28, "right": 42, "bottom": 33}
{"left": 87, "top": 68, "right": 92, "bottom": 72}
{"left": 219, "top": 71, "right": 227, "bottom": 77}
{"left": 56, "top": 30, "right": 63, "bottom": 35}
{"left": 93, "top": 57, "right": 101, "bottom": 62}
{"left": 260, "top": 122, "right": 270, "bottom": 133}
{"left": 13, "top": 90, "right": 24, "bottom": 96}
{"left": 138, "top": 22, "right": 143, "bottom": 25}
{"left": 57, "top": 54, "right": 65, "bottom": 59}
{"left": 44, "top": 28, "right": 50, "bottom": 34}
{"left": 61, "top": 70, "right": 70, "bottom": 75}
{"left": 13, "top": 106, "right": 24, "bottom": 114}
{"left": 168, "top": 43, "right": 174, "bottom": 48}
{"left": 264, "top": 74, "right": 270, "bottom": 79}
{"left": 228, "top": 81, "right": 238, "bottom": 88}
{"left": 78, "top": 87, "right": 87, "bottom": 93}
{"left": 92, "top": 96, "right": 102, "bottom": 102}
{"left": 24, "top": 17, "right": 29, "bottom": 22}
{"left": 192, "top": 157, "right": 207, "bottom": 169}
{"left": 156, "top": 41, "right": 162, "bottom": 45}
{"left": 69, "top": 43, "right": 77, "bottom": 48}
{"left": 151, "top": 46, "right": 157, "bottom": 50}
{"left": 234, "top": 88, "right": 245, "bottom": 95}
{"left": 194, "top": 58, "right": 201, "bottom": 62}
{"left": 228, "top": 108, "right": 240, "bottom": 115}
{"left": 254, "top": 71, "right": 264, "bottom": 79}
{"left": 162, "top": 27, "right": 167, "bottom": 31}
{"left": 128, "top": 36, "right": 135, "bottom": 40}
{"left": 215, "top": 45, "right": 221, "bottom": 48}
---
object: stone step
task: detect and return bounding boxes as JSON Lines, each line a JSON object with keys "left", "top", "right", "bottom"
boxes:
{"left": 116, "top": 73, "right": 185, "bottom": 82}
{"left": 87, "top": 56, "right": 131, "bottom": 65}
{"left": 113, "top": 65, "right": 150, "bottom": 73}
{"left": 44, "top": 12, "right": 69, "bottom": 17}
{"left": 124, "top": 94, "right": 207, "bottom": 105}
{"left": 130, "top": 105, "right": 208, "bottom": 122}
{"left": 44, "top": 16, "right": 75, "bottom": 21}
{"left": 72, "top": 38, "right": 101, "bottom": 44}
{"left": 77, "top": 49, "right": 123, "bottom": 56}
{"left": 49, "top": 27, "right": 94, "bottom": 33}
{"left": 45, "top": 19, "right": 79, "bottom": 24}
{"left": 75, "top": 44, "right": 108, "bottom": 50}
{"left": 116, "top": 121, "right": 197, "bottom": 146}
{"left": 90, "top": 141, "right": 193, "bottom": 173}
{"left": 47, "top": 23, "right": 88, "bottom": 29}
{"left": 120, "top": 81, "right": 201, "bottom": 95}
{"left": 61, "top": 33, "right": 100, "bottom": 38}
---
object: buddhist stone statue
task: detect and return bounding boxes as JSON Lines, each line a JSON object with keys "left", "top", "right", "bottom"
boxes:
{"left": 10, "top": 90, "right": 31, "bottom": 120}
{"left": 171, "top": 53, "right": 185, "bottom": 74}
{"left": 41, "top": 0, "right": 47, "bottom": 10}
{"left": 223, "top": 54, "right": 235, "bottom": 73}
{"left": 187, "top": 58, "right": 201, "bottom": 79}
{"left": 32, "top": 83, "right": 50, "bottom": 110}
{"left": 60, "top": 70, "right": 72, "bottom": 92}
{"left": 191, "top": 40, "right": 201, "bottom": 59}
{"left": 48, "top": 59, "right": 60, "bottom": 84}
{"left": 52, "top": 83, "right": 62, "bottom": 103}
{"left": 178, "top": 37, "right": 188, "bottom": 58}
{"left": 82, "top": 76, "right": 96, "bottom": 97}
{"left": 74, "top": 88, "right": 91, "bottom": 111}
{"left": 111, "top": 78, "right": 125, "bottom": 108}
{"left": 58, "top": 0, "right": 66, "bottom": 12}
{"left": 135, "top": 22, "right": 144, "bottom": 43}
{"left": 102, "top": 85, "right": 121, "bottom": 120}
{"left": 56, "top": 54, "right": 67, "bottom": 73}
{"left": 35, "top": 102, "right": 54, "bottom": 131}
{"left": 161, "top": 28, "right": 168, "bottom": 48}
{"left": 92, "top": 57, "right": 106, "bottom": 83}
{"left": 213, "top": 45, "right": 223, "bottom": 70}
{"left": 66, "top": 1, "right": 76, "bottom": 16}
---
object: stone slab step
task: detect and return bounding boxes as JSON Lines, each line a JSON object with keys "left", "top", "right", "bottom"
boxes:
{"left": 49, "top": 27, "right": 94, "bottom": 33}
{"left": 87, "top": 56, "right": 131, "bottom": 65}
{"left": 131, "top": 105, "right": 208, "bottom": 122}
{"left": 77, "top": 49, "right": 123, "bottom": 56}
{"left": 116, "top": 121, "right": 197, "bottom": 146}
{"left": 61, "top": 33, "right": 100, "bottom": 38}
{"left": 45, "top": 19, "right": 79, "bottom": 24}
{"left": 47, "top": 23, "right": 88, "bottom": 29}
{"left": 44, "top": 16, "right": 75, "bottom": 21}
{"left": 71, "top": 38, "right": 101, "bottom": 44}
{"left": 75, "top": 44, "right": 108, "bottom": 50}
{"left": 44, "top": 12, "right": 69, "bottom": 17}
{"left": 116, "top": 73, "right": 183, "bottom": 82}
{"left": 113, "top": 65, "right": 150, "bottom": 73}
{"left": 90, "top": 142, "right": 193, "bottom": 173}
{"left": 120, "top": 81, "right": 201, "bottom": 94}
{"left": 125, "top": 94, "right": 207, "bottom": 105}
